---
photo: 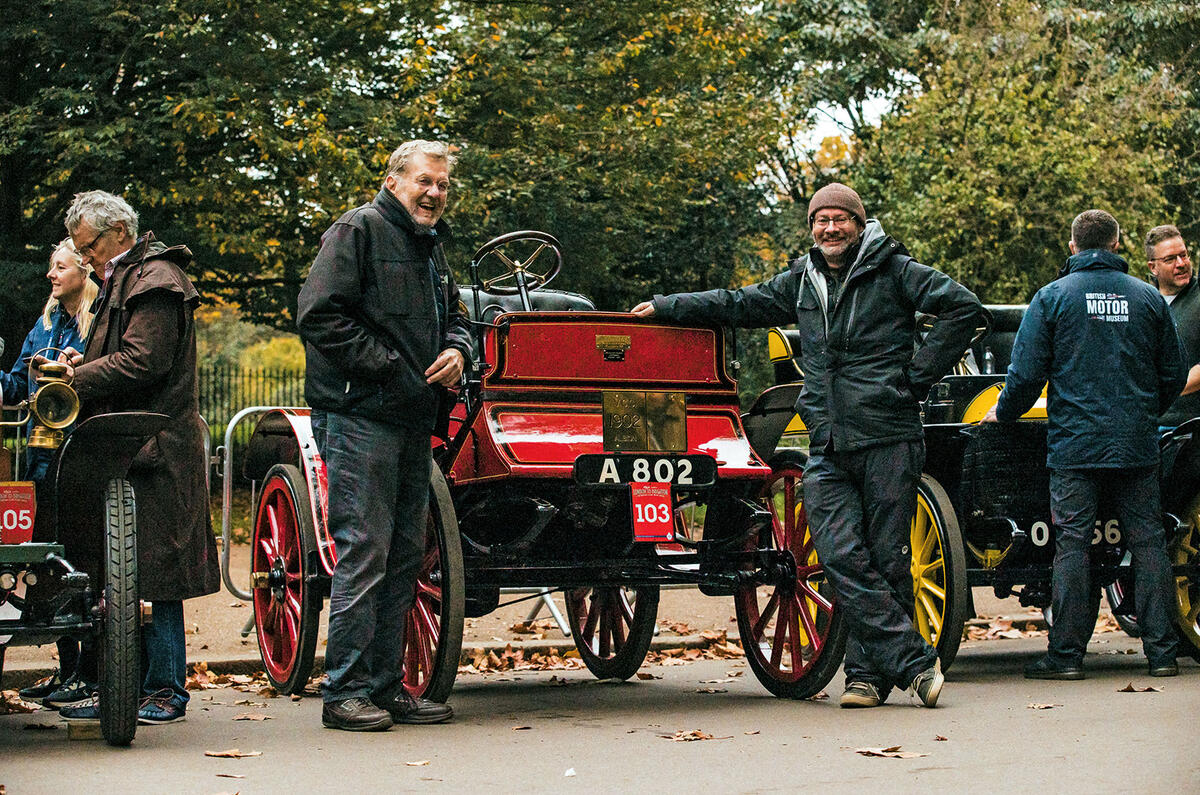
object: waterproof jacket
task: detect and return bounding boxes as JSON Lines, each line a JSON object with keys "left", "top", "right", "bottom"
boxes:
{"left": 1160, "top": 275, "right": 1200, "bottom": 428}
{"left": 996, "top": 249, "right": 1185, "bottom": 469}
{"left": 72, "top": 233, "right": 219, "bottom": 601}
{"left": 297, "top": 188, "right": 473, "bottom": 431}
{"left": 1, "top": 305, "right": 86, "bottom": 406}
{"left": 653, "top": 220, "right": 984, "bottom": 452}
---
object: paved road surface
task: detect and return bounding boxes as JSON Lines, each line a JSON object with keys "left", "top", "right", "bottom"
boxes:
{"left": 2, "top": 634, "right": 1193, "bottom": 794}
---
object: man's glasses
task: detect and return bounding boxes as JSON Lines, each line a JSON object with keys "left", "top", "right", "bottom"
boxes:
{"left": 1150, "top": 252, "right": 1191, "bottom": 266}
{"left": 77, "top": 227, "right": 111, "bottom": 257}
{"left": 813, "top": 215, "right": 855, "bottom": 229}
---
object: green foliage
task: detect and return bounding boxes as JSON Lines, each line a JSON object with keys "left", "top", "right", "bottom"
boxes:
{"left": 239, "top": 335, "right": 304, "bottom": 370}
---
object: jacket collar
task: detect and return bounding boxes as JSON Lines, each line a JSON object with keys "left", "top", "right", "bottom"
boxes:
{"left": 1060, "top": 248, "right": 1129, "bottom": 278}
{"left": 372, "top": 188, "right": 452, "bottom": 239}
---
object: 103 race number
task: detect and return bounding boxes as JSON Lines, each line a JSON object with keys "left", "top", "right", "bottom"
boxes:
{"left": 1030, "top": 519, "right": 1121, "bottom": 547}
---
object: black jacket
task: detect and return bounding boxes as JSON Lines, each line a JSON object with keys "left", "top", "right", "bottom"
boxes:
{"left": 1160, "top": 275, "right": 1200, "bottom": 428}
{"left": 996, "top": 248, "right": 1185, "bottom": 468}
{"left": 653, "top": 220, "right": 984, "bottom": 452}
{"left": 297, "top": 189, "right": 473, "bottom": 429}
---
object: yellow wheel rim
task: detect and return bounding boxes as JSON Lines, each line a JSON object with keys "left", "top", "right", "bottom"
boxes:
{"left": 911, "top": 491, "right": 948, "bottom": 645}
{"left": 1175, "top": 496, "right": 1200, "bottom": 651}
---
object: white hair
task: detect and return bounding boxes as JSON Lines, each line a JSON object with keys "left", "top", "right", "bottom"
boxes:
{"left": 385, "top": 140, "right": 458, "bottom": 180}
{"left": 65, "top": 190, "right": 139, "bottom": 239}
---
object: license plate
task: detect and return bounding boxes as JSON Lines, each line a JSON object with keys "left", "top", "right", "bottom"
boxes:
{"left": 631, "top": 482, "right": 674, "bottom": 542}
{"left": 0, "top": 482, "right": 36, "bottom": 544}
{"left": 573, "top": 454, "right": 716, "bottom": 487}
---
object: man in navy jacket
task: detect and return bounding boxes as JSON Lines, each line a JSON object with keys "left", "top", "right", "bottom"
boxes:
{"left": 988, "top": 210, "right": 1185, "bottom": 679}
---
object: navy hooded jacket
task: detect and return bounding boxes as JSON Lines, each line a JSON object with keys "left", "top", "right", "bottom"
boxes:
{"left": 995, "top": 249, "right": 1185, "bottom": 468}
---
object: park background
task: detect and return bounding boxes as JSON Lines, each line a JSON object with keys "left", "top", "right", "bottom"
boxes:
{"left": 2, "top": 0, "right": 1198, "bottom": 433}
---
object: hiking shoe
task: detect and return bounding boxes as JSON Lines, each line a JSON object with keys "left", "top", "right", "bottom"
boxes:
{"left": 58, "top": 696, "right": 99, "bottom": 721}
{"left": 19, "top": 671, "right": 65, "bottom": 701}
{"left": 43, "top": 676, "right": 96, "bottom": 710}
{"left": 371, "top": 690, "right": 454, "bottom": 724}
{"left": 839, "top": 681, "right": 883, "bottom": 708}
{"left": 1023, "top": 655, "right": 1084, "bottom": 680}
{"left": 908, "top": 660, "right": 944, "bottom": 707}
{"left": 138, "top": 690, "right": 187, "bottom": 724}
{"left": 1149, "top": 661, "right": 1178, "bottom": 677}
{"left": 322, "top": 697, "right": 393, "bottom": 731}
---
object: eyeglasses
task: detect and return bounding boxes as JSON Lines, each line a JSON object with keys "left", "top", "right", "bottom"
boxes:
{"left": 812, "top": 215, "right": 855, "bottom": 229}
{"left": 1150, "top": 252, "right": 1190, "bottom": 266}
{"left": 77, "top": 227, "right": 112, "bottom": 258}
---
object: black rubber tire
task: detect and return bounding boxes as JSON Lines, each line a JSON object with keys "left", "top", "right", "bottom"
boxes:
{"left": 911, "top": 474, "right": 970, "bottom": 671}
{"left": 252, "top": 464, "right": 321, "bottom": 695}
{"left": 1171, "top": 498, "right": 1200, "bottom": 663}
{"left": 405, "top": 466, "right": 465, "bottom": 702}
{"left": 1105, "top": 570, "right": 1142, "bottom": 638}
{"left": 99, "top": 478, "right": 139, "bottom": 747}
{"left": 567, "top": 586, "right": 661, "bottom": 681}
{"left": 736, "top": 450, "right": 847, "bottom": 699}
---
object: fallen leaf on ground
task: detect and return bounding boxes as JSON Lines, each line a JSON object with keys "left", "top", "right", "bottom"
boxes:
{"left": 233, "top": 713, "right": 272, "bottom": 721}
{"left": 807, "top": 691, "right": 829, "bottom": 701}
{"left": 1117, "top": 683, "right": 1161, "bottom": 693}
{"left": 855, "top": 746, "right": 929, "bottom": 759}
{"left": 1093, "top": 614, "right": 1121, "bottom": 634}
{"left": 744, "top": 730, "right": 760, "bottom": 736}
{"left": 0, "top": 691, "right": 41, "bottom": 714}
{"left": 564, "top": 768, "right": 576, "bottom": 777}
{"left": 661, "top": 729, "right": 732, "bottom": 742}
{"left": 964, "top": 618, "right": 1046, "bottom": 641}
{"left": 205, "top": 749, "right": 262, "bottom": 758}
{"left": 664, "top": 621, "right": 693, "bottom": 635}
{"left": 1026, "top": 703, "right": 1061, "bottom": 710}
{"left": 229, "top": 602, "right": 245, "bottom": 608}
{"left": 699, "top": 678, "right": 735, "bottom": 684}
{"left": 405, "top": 760, "right": 430, "bottom": 767}
{"left": 695, "top": 687, "right": 727, "bottom": 694}
{"left": 636, "top": 672, "right": 662, "bottom": 680}
{"left": 216, "top": 774, "right": 246, "bottom": 779}
{"left": 934, "top": 735, "right": 948, "bottom": 741}
{"left": 233, "top": 700, "right": 265, "bottom": 707}
{"left": 512, "top": 725, "right": 532, "bottom": 731}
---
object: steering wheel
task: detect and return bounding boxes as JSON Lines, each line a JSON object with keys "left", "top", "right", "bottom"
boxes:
{"left": 470, "top": 231, "right": 563, "bottom": 303}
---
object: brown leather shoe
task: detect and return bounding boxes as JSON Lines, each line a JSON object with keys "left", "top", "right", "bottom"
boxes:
{"left": 322, "top": 697, "right": 393, "bottom": 731}
{"left": 372, "top": 691, "right": 453, "bottom": 724}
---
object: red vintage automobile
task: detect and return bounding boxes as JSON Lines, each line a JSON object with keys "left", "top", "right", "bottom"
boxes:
{"left": 218, "top": 232, "right": 847, "bottom": 700}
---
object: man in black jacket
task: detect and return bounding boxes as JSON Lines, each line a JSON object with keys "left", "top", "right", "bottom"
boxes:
{"left": 633, "top": 183, "right": 984, "bottom": 708}
{"left": 988, "top": 210, "right": 1184, "bottom": 679}
{"left": 1147, "top": 225, "right": 1200, "bottom": 429}
{"left": 298, "top": 140, "right": 471, "bottom": 731}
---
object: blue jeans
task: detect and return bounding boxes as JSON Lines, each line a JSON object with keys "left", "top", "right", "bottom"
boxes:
{"left": 312, "top": 411, "right": 431, "bottom": 703}
{"left": 1048, "top": 467, "right": 1177, "bottom": 667}
{"left": 141, "top": 599, "right": 189, "bottom": 708}
{"left": 805, "top": 440, "right": 937, "bottom": 693}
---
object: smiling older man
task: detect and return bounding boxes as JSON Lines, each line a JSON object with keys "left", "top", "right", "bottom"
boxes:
{"left": 1147, "top": 225, "right": 1200, "bottom": 429}
{"left": 632, "top": 183, "right": 984, "bottom": 709}
{"left": 297, "top": 140, "right": 472, "bottom": 731}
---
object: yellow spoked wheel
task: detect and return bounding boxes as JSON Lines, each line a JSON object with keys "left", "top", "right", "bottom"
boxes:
{"left": 1173, "top": 496, "right": 1200, "bottom": 662}
{"left": 910, "top": 474, "right": 969, "bottom": 671}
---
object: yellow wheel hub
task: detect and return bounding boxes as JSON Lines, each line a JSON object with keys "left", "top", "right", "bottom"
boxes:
{"left": 911, "top": 492, "right": 948, "bottom": 645}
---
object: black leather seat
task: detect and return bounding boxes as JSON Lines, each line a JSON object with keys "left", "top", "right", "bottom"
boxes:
{"left": 459, "top": 285, "right": 595, "bottom": 323}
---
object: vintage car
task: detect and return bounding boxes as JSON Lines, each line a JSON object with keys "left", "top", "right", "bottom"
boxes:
{"left": 0, "top": 350, "right": 163, "bottom": 745}
{"left": 218, "top": 232, "right": 847, "bottom": 701}
{"left": 746, "top": 305, "right": 1200, "bottom": 670}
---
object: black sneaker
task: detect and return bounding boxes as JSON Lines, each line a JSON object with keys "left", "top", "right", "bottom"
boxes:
{"left": 908, "top": 660, "right": 945, "bottom": 707}
{"left": 322, "top": 697, "right": 393, "bottom": 732}
{"left": 371, "top": 690, "right": 453, "bottom": 724}
{"left": 1148, "top": 661, "right": 1178, "bottom": 677}
{"left": 19, "top": 671, "right": 65, "bottom": 701}
{"left": 839, "top": 681, "right": 883, "bottom": 708}
{"left": 43, "top": 676, "right": 96, "bottom": 710}
{"left": 138, "top": 689, "right": 187, "bottom": 724}
{"left": 58, "top": 695, "right": 100, "bottom": 721}
{"left": 1023, "top": 655, "right": 1084, "bottom": 680}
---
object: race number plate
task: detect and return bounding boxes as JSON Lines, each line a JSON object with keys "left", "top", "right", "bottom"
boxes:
{"left": 573, "top": 454, "right": 717, "bottom": 487}
{"left": 0, "top": 482, "right": 36, "bottom": 544}
{"left": 630, "top": 482, "right": 674, "bottom": 542}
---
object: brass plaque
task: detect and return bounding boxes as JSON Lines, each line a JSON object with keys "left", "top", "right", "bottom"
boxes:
{"left": 602, "top": 391, "right": 686, "bottom": 452}
{"left": 595, "top": 335, "right": 631, "bottom": 351}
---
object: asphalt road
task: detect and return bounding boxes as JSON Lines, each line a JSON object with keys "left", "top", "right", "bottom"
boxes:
{"left": 1, "top": 633, "right": 1193, "bottom": 794}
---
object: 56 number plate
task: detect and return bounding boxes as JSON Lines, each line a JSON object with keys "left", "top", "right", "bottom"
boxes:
{"left": 573, "top": 454, "right": 716, "bottom": 487}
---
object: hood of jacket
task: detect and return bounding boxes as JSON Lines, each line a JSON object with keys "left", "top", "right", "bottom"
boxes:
{"left": 1059, "top": 248, "right": 1129, "bottom": 279}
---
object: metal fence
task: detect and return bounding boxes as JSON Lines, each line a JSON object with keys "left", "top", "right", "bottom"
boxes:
{"left": 198, "top": 365, "right": 305, "bottom": 446}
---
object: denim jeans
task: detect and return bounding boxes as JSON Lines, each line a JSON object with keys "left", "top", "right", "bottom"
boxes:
{"left": 1048, "top": 467, "right": 1177, "bottom": 666}
{"left": 312, "top": 411, "right": 431, "bottom": 703}
{"left": 805, "top": 440, "right": 937, "bottom": 693}
{"left": 141, "top": 599, "right": 189, "bottom": 708}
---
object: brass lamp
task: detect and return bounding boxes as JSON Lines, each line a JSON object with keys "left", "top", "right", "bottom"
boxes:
{"left": 28, "top": 362, "right": 80, "bottom": 449}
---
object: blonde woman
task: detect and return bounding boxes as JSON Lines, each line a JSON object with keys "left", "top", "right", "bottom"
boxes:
{"left": 1, "top": 239, "right": 97, "bottom": 705}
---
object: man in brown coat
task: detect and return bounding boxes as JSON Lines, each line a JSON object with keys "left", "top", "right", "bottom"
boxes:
{"left": 47, "top": 190, "right": 219, "bottom": 724}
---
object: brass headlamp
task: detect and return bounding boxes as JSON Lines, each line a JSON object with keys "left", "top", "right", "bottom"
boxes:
{"left": 27, "top": 363, "right": 80, "bottom": 449}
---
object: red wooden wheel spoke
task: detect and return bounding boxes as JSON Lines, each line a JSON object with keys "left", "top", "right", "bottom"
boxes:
{"left": 797, "top": 580, "right": 834, "bottom": 614}
{"left": 257, "top": 535, "right": 277, "bottom": 564}
{"left": 616, "top": 592, "right": 634, "bottom": 626}
{"left": 416, "top": 576, "right": 441, "bottom": 599}
{"left": 265, "top": 502, "right": 284, "bottom": 549}
{"left": 609, "top": 599, "right": 628, "bottom": 649}
{"left": 753, "top": 590, "right": 780, "bottom": 640}
{"left": 285, "top": 590, "right": 302, "bottom": 621}
{"left": 770, "top": 596, "right": 791, "bottom": 669}
{"left": 794, "top": 593, "right": 820, "bottom": 652}
{"left": 583, "top": 591, "right": 601, "bottom": 642}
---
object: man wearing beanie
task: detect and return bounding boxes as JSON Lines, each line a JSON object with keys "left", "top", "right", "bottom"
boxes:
{"left": 633, "top": 182, "right": 984, "bottom": 708}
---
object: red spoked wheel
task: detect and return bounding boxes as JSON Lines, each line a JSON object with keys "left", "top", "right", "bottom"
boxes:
{"left": 735, "top": 450, "right": 847, "bottom": 699}
{"left": 402, "top": 466, "right": 464, "bottom": 701}
{"left": 566, "top": 585, "right": 660, "bottom": 680}
{"left": 252, "top": 464, "right": 320, "bottom": 694}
